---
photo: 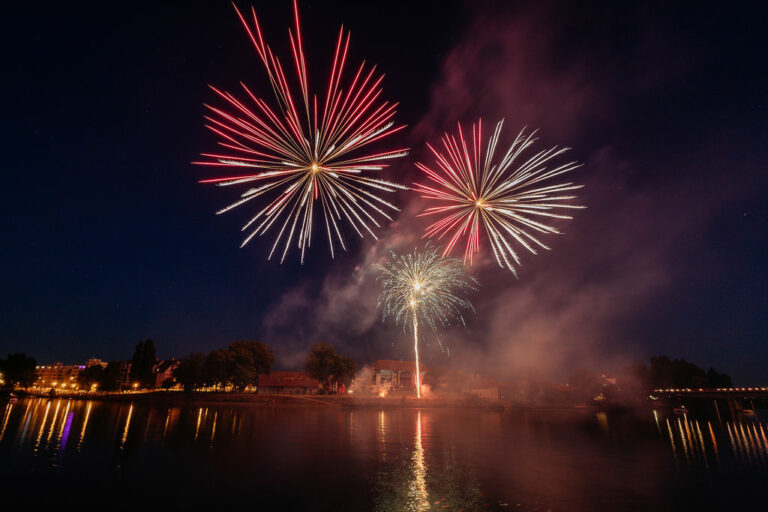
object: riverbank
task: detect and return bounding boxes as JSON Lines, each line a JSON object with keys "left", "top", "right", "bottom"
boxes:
{"left": 11, "top": 389, "right": 634, "bottom": 411}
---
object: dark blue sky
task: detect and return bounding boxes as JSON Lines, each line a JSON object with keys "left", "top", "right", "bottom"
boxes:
{"left": 1, "top": 1, "right": 766, "bottom": 382}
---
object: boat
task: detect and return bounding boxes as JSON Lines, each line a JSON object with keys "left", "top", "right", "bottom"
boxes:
{"left": 8, "top": 393, "right": 18, "bottom": 404}
{"left": 673, "top": 405, "right": 689, "bottom": 416}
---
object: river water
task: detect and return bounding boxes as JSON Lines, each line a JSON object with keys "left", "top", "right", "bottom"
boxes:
{"left": 0, "top": 398, "right": 765, "bottom": 511}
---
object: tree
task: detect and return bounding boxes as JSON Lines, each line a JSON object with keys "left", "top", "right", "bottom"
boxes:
{"left": 174, "top": 353, "right": 205, "bottom": 392}
{"left": 706, "top": 367, "right": 732, "bottom": 387}
{"left": 130, "top": 339, "right": 157, "bottom": 388}
{"left": 305, "top": 343, "right": 336, "bottom": 389}
{"left": 98, "top": 362, "right": 123, "bottom": 391}
{"left": 0, "top": 353, "right": 37, "bottom": 389}
{"left": 78, "top": 365, "right": 104, "bottom": 389}
{"left": 649, "top": 355, "right": 731, "bottom": 389}
{"left": 305, "top": 343, "right": 357, "bottom": 392}
{"left": 331, "top": 354, "right": 357, "bottom": 389}
{"left": 227, "top": 341, "right": 275, "bottom": 391}
{"left": 203, "top": 349, "right": 230, "bottom": 389}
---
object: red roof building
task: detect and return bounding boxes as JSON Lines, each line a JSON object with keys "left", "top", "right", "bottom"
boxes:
{"left": 258, "top": 371, "right": 321, "bottom": 394}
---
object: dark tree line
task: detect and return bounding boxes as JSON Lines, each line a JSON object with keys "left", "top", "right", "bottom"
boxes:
{"left": 562, "top": 355, "right": 733, "bottom": 404}
{"left": 77, "top": 362, "right": 124, "bottom": 391}
{"left": 648, "top": 355, "right": 732, "bottom": 388}
{"left": 174, "top": 341, "right": 275, "bottom": 391}
{"left": 0, "top": 353, "right": 37, "bottom": 389}
{"left": 130, "top": 339, "right": 157, "bottom": 388}
{"left": 304, "top": 343, "right": 357, "bottom": 392}
{"left": 76, "top": 339, "right": 157, "bottom": 391}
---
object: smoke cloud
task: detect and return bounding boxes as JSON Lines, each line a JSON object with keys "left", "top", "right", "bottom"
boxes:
{"left": 262, "top": 3, "right": 747, "bottom": 381}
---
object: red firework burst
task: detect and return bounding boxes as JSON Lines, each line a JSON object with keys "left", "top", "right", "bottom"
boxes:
{"left": 413, "top": 119, "right": 583, "bottom": 275}
{"left": 195, "top": 1, "right": 408, "bottom": 263}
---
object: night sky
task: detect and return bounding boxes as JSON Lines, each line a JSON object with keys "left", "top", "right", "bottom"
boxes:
{"left": 2, "top": 1, "right": 766, "bottom": 382}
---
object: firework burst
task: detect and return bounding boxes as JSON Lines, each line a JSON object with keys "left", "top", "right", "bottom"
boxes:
{"left": 413, "top": 119, "right": 584, "bottom": 275}
{"left": 195, "top": 1, "right": 409, "bottom": 263}
{"left": 376, "top": 245, "right": 477, "bottom": 397}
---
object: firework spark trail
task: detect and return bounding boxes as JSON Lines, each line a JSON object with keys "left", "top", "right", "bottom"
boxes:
{"left": 376, "top": 245, "right": 477, "bottom": 398}
{"left": 195, "top": 1, "right": 409, "bottom": 263}
{"left": 413, "top": 119, "right": 584, "bottom": 275}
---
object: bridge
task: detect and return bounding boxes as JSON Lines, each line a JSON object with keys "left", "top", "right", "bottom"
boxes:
{"left": 651, "top": 387, "right": 767, "bottom": 422}
{"left": 652, "top": 387, "right": 768, "bottom": 399}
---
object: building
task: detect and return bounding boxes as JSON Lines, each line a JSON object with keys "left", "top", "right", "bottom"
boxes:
{"left": 119, "top": 361, "right": 132, "bottom": 387}
{"left": 257, "top": 372, "right": 321, "bottom": 394}
{"left": 86, "top": 358, "right": 107, "bottom": 369}
{"left": 371, "top": 360, "right": 430, "bottom": 393}
{"left": 35, "top": 362, "right": 85, "bottom": 389}
{"left": 153, "top": 359, "right": 179, "bottom": 388}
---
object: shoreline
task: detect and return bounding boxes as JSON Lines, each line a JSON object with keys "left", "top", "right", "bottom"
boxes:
{"left": 11, "top": 389, "right": 640, "bottom": 412}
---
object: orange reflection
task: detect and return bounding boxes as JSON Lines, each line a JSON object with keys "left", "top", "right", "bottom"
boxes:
{"left": 676, "top": 418, "right": 690, "bottom": 463}
{"left": 665, "top": 419, "right": 677, "bottom": 463}
{"left": 410, "top": 410, "right": 429, "bottom": 511}
{"left": 210, "top": 411, "right": 218, "bottom": 442}
{"left": 707, "top": 421, "right": 719, "bottom": 461}
{"left": 33, "top": 401, "right": 51, "bottom": 451}
{"left": 377, "top": 410, "right": 388, "bottom": 462}
{"left": 120, "top": 404, "right": 133, "bottom": 449}
{"left": 596, "top": 412, "right": 609, "bottom": 435}
{"left": 78, "top": 401, "right": 92, "bottom": 451}
{"left": 0, "top": 403, "right": 13, "bottom": 441}
{"left": 46, "top": 400, "right": 62, "bottom": 445}
{"left": 55, "top": 401, "right": 71, "bottom": 447}
{"left": 194, "top": 407, "right": 203, "bottom": 441}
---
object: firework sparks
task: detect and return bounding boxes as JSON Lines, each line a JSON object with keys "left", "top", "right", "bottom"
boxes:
{"left": 195, "top": 1, "right": 409, "bottom": 263}
{"left": 376, "top": 245, "right": 477, "bottom": 398}
{"left": 413, "top": 119, "right": 584, "bottom": 275}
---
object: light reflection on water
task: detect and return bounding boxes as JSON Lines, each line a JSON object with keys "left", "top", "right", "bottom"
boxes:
{"left": 658, "top": 412, "right": 768, "bottom": 468}
{"left": 410, "top": 410, "right": 429, "bottom": 511}
{"left": 0, "top": 398, "right": 766, "bottom": 511}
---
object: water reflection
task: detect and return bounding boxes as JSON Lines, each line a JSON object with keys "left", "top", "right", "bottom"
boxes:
{"left": 194, "top": 407, "right": 203, "bottom": 440}
{"left": 211, "top": 411, "right": 218, "bottom": 442}
{"left": 0, "top": 403, "right": 12, "bottom": 441}
{"left": 0, "top": 399, "right": 766, "bottom": 511}
{"left": 120, "top": 404, "right": 133, "bottom": 449}
{"left": 33, "top": 400, "right": 51, "bottom": 451}
{"left": 374, "top": 410, "right": 485, "bottom": 512}
{"left": 78, "top": 401, "right": 92, "bottom": 451}
{"left": 409, "top": 410, "right": 429, "bottom": 511}
{"left": 656, "top": 408, "right": 767, "bottom": 468}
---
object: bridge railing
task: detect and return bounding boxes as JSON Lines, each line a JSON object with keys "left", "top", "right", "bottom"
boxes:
{"left": 652, "top": 387, "right": 768, "bottom": 394}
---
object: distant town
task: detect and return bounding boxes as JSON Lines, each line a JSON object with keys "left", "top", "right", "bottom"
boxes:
{"left": 0, "top": 338, "right": 746, "bottom": 409}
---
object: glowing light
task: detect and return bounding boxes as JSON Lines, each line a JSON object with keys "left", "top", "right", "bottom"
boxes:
{"left": 196, "top": 1, "right": 409, "bottom": 264}
{"left": 46, "top": 400, "right": 61, "bottom": 445}
{"left": 77, "top": 401, "right": 92, "bottom": 451}
{"left": 34, "top": 401, "right": 51, "bottom": 452}
{"left": 120, "top": 404, "right": 133, "bottom": 450}
{"left": 0, "top": 404, "right": 13, "bottom": 442}
{"left": 377, "top": 245, "right": 477, "bottom": 398}
{"left": 194, "top": 407, "right": 203, "bottom": 441}
{"left": 413, "top": 119, "right": 584, "bottom": 275}
{"left": 410, "top": 410, "right": 429, "bottom": 510}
